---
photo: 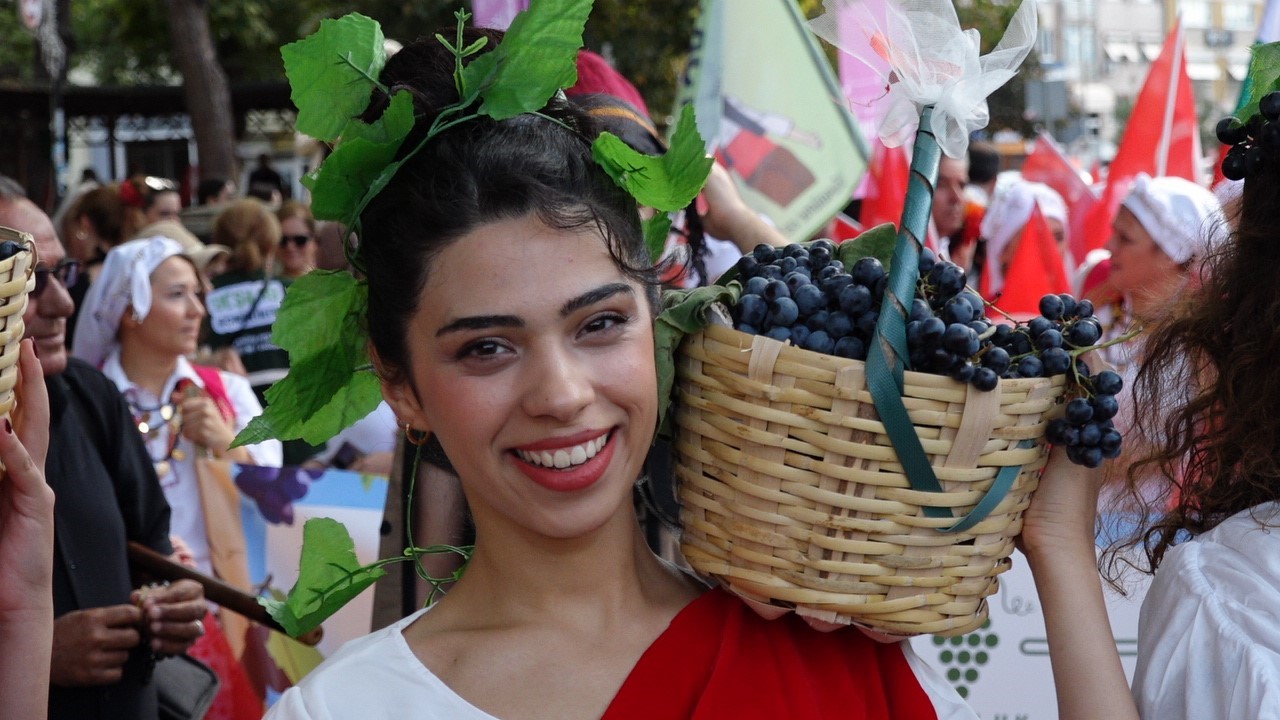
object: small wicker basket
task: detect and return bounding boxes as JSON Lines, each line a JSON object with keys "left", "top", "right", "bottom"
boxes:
{"left": 674, "top": 323, "right": 1065, "bottom": 636}
{"left": 0, "top": 228, "right": 37, "bottom": 418}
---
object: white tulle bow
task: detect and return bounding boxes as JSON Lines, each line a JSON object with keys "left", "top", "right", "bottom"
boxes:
{"left": 809, "top": 0, "right": 1038, "bottom": 159}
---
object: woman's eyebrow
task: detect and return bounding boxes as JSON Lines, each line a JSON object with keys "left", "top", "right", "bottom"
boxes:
{"left": 561, "top": 283, "right": 633, "bottom": 317}
{"left": 434, "top": 283, "right": 634, "bottom": 337}
{"left": 435, "top": 314, "right": 523, "bottom": 337}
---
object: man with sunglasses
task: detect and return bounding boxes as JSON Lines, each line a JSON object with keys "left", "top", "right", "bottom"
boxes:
{"left": 0, "top": 176, "right": 207, "bottom": 720}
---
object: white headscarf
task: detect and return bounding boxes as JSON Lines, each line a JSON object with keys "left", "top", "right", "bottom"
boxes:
{"left": 72, "top": 236, "right": 186, "bottom": 368}
{"left": 979, "top": 179, "right": 1068, "bottom": 294}
{"left": 1120, "top": 173, "right": 1222, "bottom": 264}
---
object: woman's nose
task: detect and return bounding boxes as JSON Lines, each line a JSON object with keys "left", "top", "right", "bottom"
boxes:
{"left": 521, "top": 342, "right": 594, "bottom": 422}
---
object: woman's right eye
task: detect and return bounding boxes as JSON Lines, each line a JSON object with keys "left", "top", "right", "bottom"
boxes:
{"left": 456, "top": 339, "right": 512, "bottom": 361}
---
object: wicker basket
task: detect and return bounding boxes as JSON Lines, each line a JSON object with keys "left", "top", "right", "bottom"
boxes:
{"left": 674, "top": 322, "right": 1066, "bottom": 636}
{"left": 0, "top": 228, "right": 36, "bottom": 418}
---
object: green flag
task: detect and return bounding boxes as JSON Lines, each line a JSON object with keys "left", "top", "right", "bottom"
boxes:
{"left": 677, "top": 0, "right": 867, "bottom": 242}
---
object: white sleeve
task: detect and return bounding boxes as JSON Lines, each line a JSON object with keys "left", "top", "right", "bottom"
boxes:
{"left": 223, "top": 370, "right": 284, "bottom": 467}
{"left": 265, "top": 687, "right": 323, "bottom": 720}
{"left": 1133, "top": 539, "right": 1280, "bottom": 720}
{"left": 900, "top": 640, "right": 980, "bottom": 720}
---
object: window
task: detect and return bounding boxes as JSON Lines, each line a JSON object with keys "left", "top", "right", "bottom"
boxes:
{"left": 1223, "top": 2, "right": 1256, "bottom": 31}
{"left": 1039, "top": 28, "right": 1057, "bottom": 63}
{"left": 1181, "top": 0, "right": 1210, "bottom": 28}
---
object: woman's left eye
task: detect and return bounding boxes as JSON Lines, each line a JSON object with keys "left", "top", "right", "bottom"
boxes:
{"left": 581, "top": 312, "right": 631, "bottom": 337}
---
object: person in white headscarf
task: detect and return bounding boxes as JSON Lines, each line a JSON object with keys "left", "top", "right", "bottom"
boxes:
{"left": 974, "top": 178, "right": 1069, "bottom": 299}
{"left": 70, "top": 236, "right": 282, "bottom": 578}
{"left": 1097, "top": 173, "right": 1224, "bottom": 376}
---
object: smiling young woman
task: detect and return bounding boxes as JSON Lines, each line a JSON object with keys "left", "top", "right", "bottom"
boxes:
{"left": 260, "top": 22, "right": 991, "bottom": 719}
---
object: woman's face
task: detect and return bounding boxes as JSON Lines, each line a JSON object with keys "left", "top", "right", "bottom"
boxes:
{"left": 145, "top": 191, "right": 182, "bottom": 225}
{"left": 125, "top": 256, "right": 205, "bottom": 358}
{"left": 386, "top": 213, "right": 657, "bottom": 541}
{"left": 278, "top": 215, "right": 315, "bottom": 277}
{"left": 1106, "top": 207, "right": 1182, "bottom": 298}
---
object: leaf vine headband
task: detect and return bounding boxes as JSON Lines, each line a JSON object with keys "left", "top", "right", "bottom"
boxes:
{"left": 1217, "top": 42, "right": 1280, "bottom": 181}
{"left": 233, "top": 0, "right": 715, "bottom": 449}
{"left": 282, "top": 0, "right": 712, "bottom": 267}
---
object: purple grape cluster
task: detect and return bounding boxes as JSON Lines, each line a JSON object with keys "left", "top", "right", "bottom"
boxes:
{"left": 235, "top": 465, "right": 323, "bottom": 525}
{"left": 1218, "top": 90, "right": 1280, "bottom": 180}
{"left": 1045, "top": 369, "right": 1124, "bottom": 468}
{"left": 728, "top": 241, "right": 1125, "bottom": 466}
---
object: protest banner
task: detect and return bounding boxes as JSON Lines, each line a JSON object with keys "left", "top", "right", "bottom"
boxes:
{"left": 678, "top": 0, "right": 868, "bottom": 242}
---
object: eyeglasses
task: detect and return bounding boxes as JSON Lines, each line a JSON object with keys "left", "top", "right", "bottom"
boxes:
{"left": 33, "top": 259, "right": 82, "bottom": 297}
{"left": 280, "top": 234, "right": 312, "bottom": 248}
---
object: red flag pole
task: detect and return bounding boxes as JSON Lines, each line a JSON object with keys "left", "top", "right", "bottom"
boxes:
{"left": 1155, "top": 19, "right": 1184, "bottom": 177}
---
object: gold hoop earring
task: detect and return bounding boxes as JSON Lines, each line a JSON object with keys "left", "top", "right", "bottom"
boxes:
{"left": 404, "top": 423, "right": 429, "bottom": 446}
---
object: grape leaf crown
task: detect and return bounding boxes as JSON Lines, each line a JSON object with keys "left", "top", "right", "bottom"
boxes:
{"left": 232, "top": 0, "right": 713, "bottom": 450}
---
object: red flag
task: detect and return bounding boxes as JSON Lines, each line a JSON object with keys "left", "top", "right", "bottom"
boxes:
{"left": 1082, "top": 19, "right": 1201, "bottom": 254}
{"left": 1020, "top": 133, "right": 1098, "bottom": 263}
{"left": 827, "top": 213, "right": 863, "bottom": 243}
{"left": 995, "top": 205, "right": 1070, "bottom": 316}
{"left": 858, "top": 139, "right": 909, "bottom": 230}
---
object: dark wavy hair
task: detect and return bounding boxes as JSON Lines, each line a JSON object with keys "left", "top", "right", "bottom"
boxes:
{"left": 1110, "top": 159, "right": 1280, "bottom": 574}
{"left": 355, "top": 28, "right": 656, "bottom": 389}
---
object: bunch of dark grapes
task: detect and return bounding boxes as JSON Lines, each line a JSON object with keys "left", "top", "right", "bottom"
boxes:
{"left": 1045, "top": 369, "right": 1124, "bottom": 468}
{"left": 1218, "top": 90, "right": 1280, "bottom": 180}
{"left": 729, "top": 241, "right": 1125, "bottom": 466}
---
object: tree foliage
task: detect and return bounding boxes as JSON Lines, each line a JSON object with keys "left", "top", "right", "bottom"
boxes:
{"left": 0, "top": 5, "right": 43, "bottom": 85}
{"left": 954, "top": 0, "right": 1041, "bottom": 137}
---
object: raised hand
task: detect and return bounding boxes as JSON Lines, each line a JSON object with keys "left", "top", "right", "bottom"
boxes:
{"left": 0, "top": 340, "right": 54, "bottom": 717}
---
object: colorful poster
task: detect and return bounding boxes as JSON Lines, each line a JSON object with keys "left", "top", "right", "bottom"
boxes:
{"left": 678, "top": 0, "right": 868, "bottom": 242}
{"left": 227, "top": 462, "right": 390, "bottom": 707}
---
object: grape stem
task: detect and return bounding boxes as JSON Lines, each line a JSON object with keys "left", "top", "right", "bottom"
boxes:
{"left": 1066, "top": 325, "right": 1144, "bottom": 360}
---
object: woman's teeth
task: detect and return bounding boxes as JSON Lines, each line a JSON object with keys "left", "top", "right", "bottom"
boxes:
{"left": 516, "top": 433, "right": 609, "bottom": 469}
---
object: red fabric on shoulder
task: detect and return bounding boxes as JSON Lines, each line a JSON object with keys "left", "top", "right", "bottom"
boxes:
{"left": 603, "top": 588, "right": 939, "bottom": 720}
{"left": 191, "top": 364, "right": 236, "bottom": 424}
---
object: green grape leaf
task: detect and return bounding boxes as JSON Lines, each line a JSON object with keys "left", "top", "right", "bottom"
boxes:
{"left": 271, "top": 271, "right": 367, "bottom": 364}
{"left": 304, "top": 91, "right": 416, "bottom": 222}
{"left": 232, "top": 271, "right": 385, "bottom": 447}
{"left": 282, "top": 13, "right": 387, "bottom": 142}
{"left": 261, "top": 518, "right": 386, "bottom": 637}
{"left": 643, "top": 212, "right": 672, "bottom": 265}
{"left": 836, "top": 222, "right": 897, "bottom": 272}
{"left": 592, "top": 104, "right": 713, "bottom": 212}
{"left": 235, "top": 353, "right": 384, "bottom": 447}
{"left": 461, "top": 0, "right": 592, "bottom": 120}
{"left": 653, "top": 282, "right": 741, "bottom": 440}
{"left": 1236, "top": 42, "right": 1280, "bottom": 123}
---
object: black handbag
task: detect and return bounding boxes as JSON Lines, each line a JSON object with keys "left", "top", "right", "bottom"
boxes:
{"left": 154, "top": 653, "right": 220, "bottom": 720}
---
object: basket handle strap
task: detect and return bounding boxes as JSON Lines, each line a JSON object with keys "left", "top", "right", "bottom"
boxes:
{"left": 938, "top": 442, "right": 1033, "bottom": 533}
{"left": 865, "top": 106, "right": 950, "bottom": 520}
{"left": 864, "top": 106, "right": 1021, "bottom": 532}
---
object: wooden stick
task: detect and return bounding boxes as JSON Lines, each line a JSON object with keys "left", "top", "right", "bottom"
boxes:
{"left": 127, "top": 540, "right": 288, "bottom": 636}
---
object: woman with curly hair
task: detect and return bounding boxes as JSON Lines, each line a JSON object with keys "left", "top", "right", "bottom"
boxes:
{"left": 1113, "top": 143, "right": 1280, "bottom": 716}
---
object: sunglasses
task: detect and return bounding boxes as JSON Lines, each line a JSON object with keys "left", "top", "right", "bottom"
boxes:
{"left": 280, "top": 234, "right": 312, "bottom": 248}
{"left": 34, "top": 259, "right": 82, "bottom": 297}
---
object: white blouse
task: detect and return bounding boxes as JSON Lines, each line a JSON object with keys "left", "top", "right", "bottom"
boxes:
{"left": 1133, "top": 501, "right": 1280, "bottom": 719}
{"left": 103, "top": 351, "right": 283, "bottom": 576}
